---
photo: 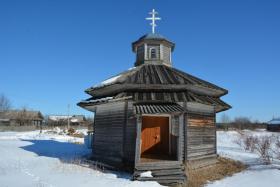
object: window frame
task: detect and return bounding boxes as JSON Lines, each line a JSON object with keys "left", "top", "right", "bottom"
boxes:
{"left": 149, "top": 47, "right": 157, "bottom": 59}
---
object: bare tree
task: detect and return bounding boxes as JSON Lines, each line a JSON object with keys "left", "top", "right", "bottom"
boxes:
{"left": 234, "top": 117, "right": 251, "bottom": 130}
{"left": 15, "top": 107, "right": 33, "bottom": 126}
{"left": 220, "top": 113, "right": 231, "bottom": 130}
{"left": 0, "top": 94, "right": 11, "bottom": 112}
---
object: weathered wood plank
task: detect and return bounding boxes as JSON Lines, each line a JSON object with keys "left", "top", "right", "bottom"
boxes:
{"left": 134, "top": 115, "right": 142, "bottom": 165}
{"left": 186, "top": 113, "right": 216, "bottom": 160}
{"left": 92, "top": 101, "right": 126, "bottom": 166}
{"left": 186, "top": 102, "right": 215, "bottom": 114}
{"left": 123, "top": 101, "right": 136, "bottom": 164}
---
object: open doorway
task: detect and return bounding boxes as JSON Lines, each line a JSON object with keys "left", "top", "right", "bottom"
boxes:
{"left": 140, "top": 115, "right": 176, "bottom": 162}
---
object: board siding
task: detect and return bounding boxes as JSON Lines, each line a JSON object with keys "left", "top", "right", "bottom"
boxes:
{"left": 162, "top": 45, "right": 171, "bottom": 65}
{"left": 178, "top": 114, "right": 184, "bottom": 161}
{"left": 93, "top": 101, "right": 126, "bottom": 166}
{"left": 124, "top": 101, "right": 137, "bottom": 165}
{"left": 186, "top": 113, "right": 216, "bottom": 160}
{"left": 137, "top": 45, "right": 145, "bottom": 63}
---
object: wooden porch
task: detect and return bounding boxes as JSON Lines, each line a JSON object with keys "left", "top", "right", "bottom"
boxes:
{"left": 134, "top": 161, "right": 186, "bottom": 186}
{"left": 133, "top": 109, "right": 187, "bottom": 186}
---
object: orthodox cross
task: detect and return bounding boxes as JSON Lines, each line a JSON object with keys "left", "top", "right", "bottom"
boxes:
{"left": 146, "top": 9, "right": 161, "bottom": 34}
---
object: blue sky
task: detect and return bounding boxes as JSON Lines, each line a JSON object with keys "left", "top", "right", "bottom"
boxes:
{"left": 0, "top": 0, "right": 279, "bottom": 121}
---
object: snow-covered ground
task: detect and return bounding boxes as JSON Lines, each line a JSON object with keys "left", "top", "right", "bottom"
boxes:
{"left": 0, "top": 130, "right": 161, "bottom": 187}
{"left": 206, "top": 130, "right": 280, "bottom": 187}
{"left": 1, "top": 129, "right": 280, "bottom": 187}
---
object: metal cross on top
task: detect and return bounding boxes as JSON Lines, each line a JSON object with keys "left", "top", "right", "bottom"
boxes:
{"left": 146, "top": 9, "right": 161, "bottom": 34}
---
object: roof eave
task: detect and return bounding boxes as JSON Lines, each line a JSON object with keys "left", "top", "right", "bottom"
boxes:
{"left": 215, "top": 104, "right": 232, "bottom": 113}
{"left": 132, "top": 38, "right": 175, "bottom": 52}
{"left": 86, "top": 83, "right": 226, "bottom": 98}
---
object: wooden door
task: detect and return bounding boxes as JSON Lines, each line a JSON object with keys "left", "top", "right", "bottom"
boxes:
{"left": 141, "top": 116, "right": 169, "bottom": 155}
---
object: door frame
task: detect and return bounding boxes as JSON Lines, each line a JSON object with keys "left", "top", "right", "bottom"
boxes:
{"left": 135, "top": 113, "right": 184, "bottom": 165}
{"left": 135, "top": 114, "right": 172, "bottom": 165}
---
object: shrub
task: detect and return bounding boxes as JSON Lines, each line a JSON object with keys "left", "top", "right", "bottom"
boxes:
{"left": 67, "top": 127, "right": 75, "bottom": 135}
{"left": 243, "top": 135, "right": 258, "bottom": 152}
{"left": 254, "top": 136, "right": 273, "bottom": 164}
{"left": 238, "top": 133, "right": 273, "bottom": 164}
{"left": 273, "top": 136, "right": 280, "bottom": 159}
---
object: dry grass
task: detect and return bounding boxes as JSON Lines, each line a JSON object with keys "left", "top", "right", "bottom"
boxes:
{"left": 69, "top": 133, "right": 84, "bottom": 138}
{"left": 185, "top": 157, "right": 246, "bottom": 187}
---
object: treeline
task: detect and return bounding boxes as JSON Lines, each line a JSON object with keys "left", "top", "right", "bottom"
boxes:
{"left": 217, "top": 114, "right": 267, "bottom": 130}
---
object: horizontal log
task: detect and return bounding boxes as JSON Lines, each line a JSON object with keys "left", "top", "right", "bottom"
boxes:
{"left": 188, "top": 151, "right": 216, "bottom": 157}
{"left": 134, "top": 169, "right": 184, "bottom": 177}
{"left": 136, "top": 176, "right": 186, "bottom": 181}
{"left": 135, "top": 164, "right": 183, "bottom": 171}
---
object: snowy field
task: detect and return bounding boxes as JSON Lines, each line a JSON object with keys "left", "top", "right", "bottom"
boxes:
{"left": 1, "top": 129, "right": 280, "bottom": 187}
{"left": 0, "top": 130, "right": 161, "bottom": 187}
{"left": 206, "top": 130, "right": 280, "bottom": 187}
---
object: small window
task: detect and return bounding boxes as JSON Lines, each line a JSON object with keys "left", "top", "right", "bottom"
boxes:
{"left": 150, "top": 48, "right": 157, "bottom": 59}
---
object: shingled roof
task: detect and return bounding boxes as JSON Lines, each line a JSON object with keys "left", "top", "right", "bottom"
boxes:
{"left": 79, "top": 64, "right": 231, "bottom": 112}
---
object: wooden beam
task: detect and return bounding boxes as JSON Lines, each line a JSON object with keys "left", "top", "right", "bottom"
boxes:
{"left": 186, "top": 102, "right": 215, "bottom": 115}
{"left": 178, "top": 114, "right": 184, "bottom": 162}
{"left": 134, "top": 115, "right": 142, "bottom": 165}
{"left": 214, "top": 105, "right": 217, "bottom": 155}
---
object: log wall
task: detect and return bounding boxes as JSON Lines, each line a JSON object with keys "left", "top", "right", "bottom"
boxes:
{"left": 93, "top": 101, "right": 126, "bottom": 166}
{"left": 186, "top": 113, "right": 216, "bottom": 160}
{"left": 172, "top": 115, "right": 185, "bottom": 161}
{"left": 123, "top": 101, "right": 137, "bottom": 165}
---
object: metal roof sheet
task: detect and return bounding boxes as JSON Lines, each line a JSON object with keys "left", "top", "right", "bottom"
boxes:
{"left": 134, "top": 103, "right": 184, "bottom": 114}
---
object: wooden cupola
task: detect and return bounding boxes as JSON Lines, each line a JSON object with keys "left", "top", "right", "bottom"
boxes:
{"left": 132, "top": 33, "right": 175, "bottom": 67}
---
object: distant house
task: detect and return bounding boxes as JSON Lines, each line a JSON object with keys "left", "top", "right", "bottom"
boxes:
{"left": 0, "top": 118, "right": 10, "bottom": 126}
{"left": 47, "top": 115, "right": 86, "bottom": 126}
{"left": 267, "top": 118, "right": 280, "bottom": 132}
{"left": 71, "top": 115, "right": 87, "bottom": 125}
{"left": 0, "top": 110, "right": 44, "bottom": 126}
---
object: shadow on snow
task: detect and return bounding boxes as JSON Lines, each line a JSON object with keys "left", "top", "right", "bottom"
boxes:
{"left": 20, "top": 139, "right": 90, "bottom": 160}
{"left": 19, "top": 139, "right": 131, "bottom": 180}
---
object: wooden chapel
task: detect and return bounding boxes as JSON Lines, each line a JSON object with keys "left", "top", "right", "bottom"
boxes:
{"left": 78, "top": 9, "right": 231, "bottom": 186}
